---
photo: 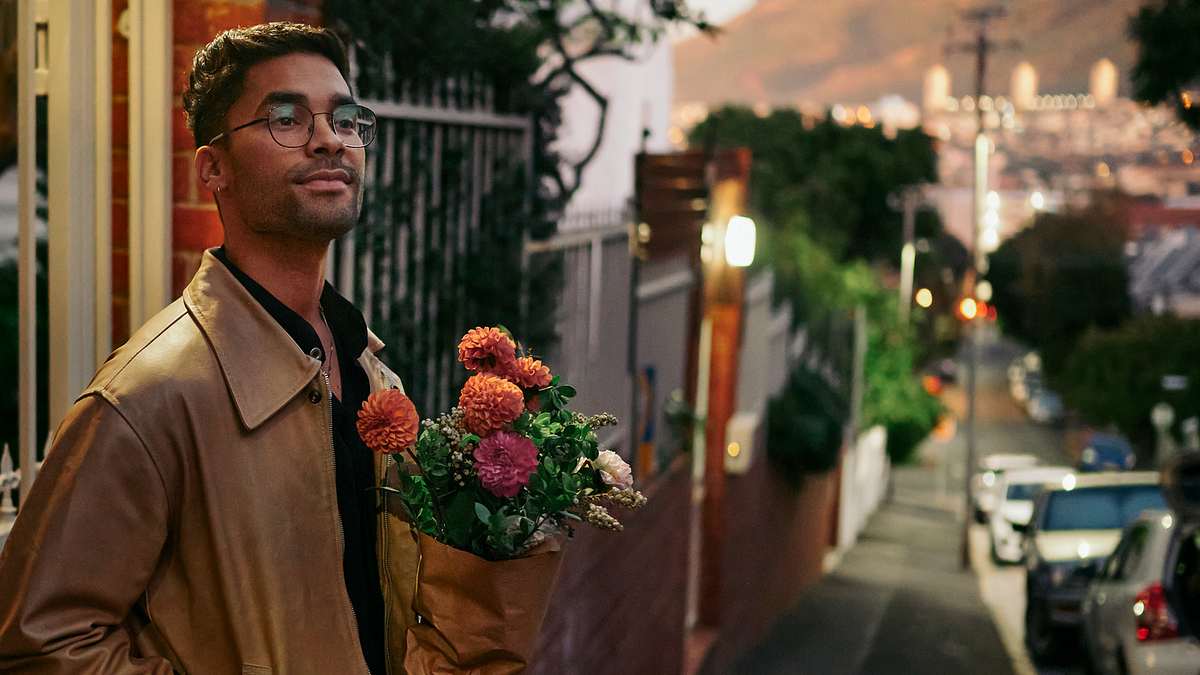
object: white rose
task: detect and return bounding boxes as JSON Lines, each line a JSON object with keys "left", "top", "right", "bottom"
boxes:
{"left": 593, "top": 450, "right": 633, "bottom": 489}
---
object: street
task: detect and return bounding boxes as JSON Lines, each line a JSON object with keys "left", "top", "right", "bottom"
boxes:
{"left": 724, "top": 328, "right": 1088, "bottom": 674}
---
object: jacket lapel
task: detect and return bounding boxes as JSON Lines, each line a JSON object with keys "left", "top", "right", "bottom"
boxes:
{"left": 183, "top": 250, "right": 322, "bottom": 431}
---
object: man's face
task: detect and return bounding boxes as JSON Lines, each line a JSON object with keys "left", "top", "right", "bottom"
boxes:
{"left": 218, "top": 52, "right": 366, "bottom": 242}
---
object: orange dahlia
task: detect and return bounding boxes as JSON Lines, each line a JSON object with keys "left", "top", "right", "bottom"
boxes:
{"left": 505, "top": 356, "right": 553, "bottom": 390}
{"left": 457, "top": 326, "right": 517, "bottom": 374}
{"left": 356, "top": 389, "right": 420, "bottom": 454}
{"left": 458, "top": 373, "right": 525, "bottom": 436}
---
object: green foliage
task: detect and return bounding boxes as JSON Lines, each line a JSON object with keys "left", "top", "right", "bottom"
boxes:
{"left": 986, "top": 194, "right": 1131, "bottom": 377}
{"left": 689, "top": 106, "right": 939, "bottom": 263}
{"left": 394, "top": 376, "right": 617, "bottom": 560}
{"left": 767, "top": 366, "right": 847, "bottom": 485}
{"left": 1061, "top": 317, "right": 1200, "bottom": 454}
{"left": 1129, "top": 0, "right": 1200, "bottom": 130}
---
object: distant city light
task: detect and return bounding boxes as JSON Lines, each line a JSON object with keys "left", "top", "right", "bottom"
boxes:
{"left": 856, "top": 105, "right": 873, "bottom": 125}
{"left": 1096, "top": 162, "right": 1111, "bottom": 178}
{"left": 1183, "top": 92, "right": 1194, "bottom": 110}
{"left": 959, "top": 298, "right": 978, "bottom": 320}
{"left": 975, "top": 280, "right": 993, "bottom": 302}
{"left": 831, "top": 104, "right": 848, "bottom": 123}
{"left": 981, "top": 227, "right": 1000, "bottom": 252}
{"left": 1183, "top": 149, "right": 1195, "bottom": 165}
{"left": 1030, "top": 191, "right": 1045, "bottom": 210}
{"left": 984, "top": 210, "right": 1000, "bottom": 228}
{"left": 915, "top": 288, "right": 933, "bottom": 308}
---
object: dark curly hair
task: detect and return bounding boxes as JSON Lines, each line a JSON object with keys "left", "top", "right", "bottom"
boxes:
{"left": 182, "top": 22, "right": 350, "bottom": 148}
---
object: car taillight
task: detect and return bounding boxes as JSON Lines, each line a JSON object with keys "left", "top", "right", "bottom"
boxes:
{"left": 1133, "top": 582, "right": 1178, "bottom": 642}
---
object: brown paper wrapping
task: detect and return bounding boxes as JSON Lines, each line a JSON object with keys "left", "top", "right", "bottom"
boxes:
{"left": 402, "top": 532, "right": 564, "bottom": 675}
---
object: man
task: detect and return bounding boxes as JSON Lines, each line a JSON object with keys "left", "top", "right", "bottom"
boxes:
{"left": 0, "top": 23, "right": 418, "bottom": 674}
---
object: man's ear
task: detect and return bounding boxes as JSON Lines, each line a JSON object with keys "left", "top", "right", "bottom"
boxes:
{"left": 195, "top": 145, "right": 227, "bottom": 194}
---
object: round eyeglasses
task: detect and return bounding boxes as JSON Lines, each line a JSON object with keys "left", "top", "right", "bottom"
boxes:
{"left": 209, "top": 102, "right": 377, "bottom": 148}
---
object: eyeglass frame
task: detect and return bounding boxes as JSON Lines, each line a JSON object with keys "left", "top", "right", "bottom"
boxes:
{"left": 207, "top": 102, "right": 377, "bottom": 149}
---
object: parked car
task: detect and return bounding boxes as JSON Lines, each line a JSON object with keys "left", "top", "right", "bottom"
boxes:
{"left": 1023, "top": 471, "right": 1167, "bottom": 663}
{"left": 1161, "top": 451, "right": 1200, "bottom": 643}
{"left": 1081, "top": 509, "right": 1200, "bottom": 674}
{"left": 989, "top": 466, "right": 1073, "bottom": 564}
{"left": 972, "top": 453, "right": 1039, "bottom": 524}
{"left": 1027, "top": 389, "right": 1065, "bottom": 425}
{"left": 1079, "top": 433, "right": 1137, "bottom": 473}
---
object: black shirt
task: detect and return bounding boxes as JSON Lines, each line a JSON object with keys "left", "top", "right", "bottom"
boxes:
{"left": 213, "top": 247, "right": 386, "bottom": 674}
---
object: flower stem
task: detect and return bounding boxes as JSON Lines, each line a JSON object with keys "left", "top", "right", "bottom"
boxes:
{"left": 402, "top": 448, "right": 448, "bottom": 541}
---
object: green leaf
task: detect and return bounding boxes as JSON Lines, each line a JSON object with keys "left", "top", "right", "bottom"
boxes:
{"left": 474, "top": 502, "right": 492, "bottom": 525}
{"left": 557, "top": 385, "right": 577, "bottom": 398}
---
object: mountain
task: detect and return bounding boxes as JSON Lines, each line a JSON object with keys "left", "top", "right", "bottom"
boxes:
{"left": 674, "top": 0, "right": 1145, "bottom": 108}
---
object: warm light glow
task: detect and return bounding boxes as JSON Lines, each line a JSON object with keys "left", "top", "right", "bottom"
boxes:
{"left": 1183, "top": 92, "right": 1193, "bottom": 110}
{"left": 981, "top": 227, "right": 1000, "bottom": 252}
{"left": 1031, "top": 191, "right": 1045, "bottom": 210}
{"left": 725, "top": 216, "right": 756, "bottom": 267}
{"left": 1184, "top": 149, "right": 1195, "bottom": 165}
{"left": 959, "top": 298, "right": 978, "bottom": 320}
{"left": 975, "top": 280, "right": 993, "bottom": 302}
{"left": 915, "top": 288, "right": 933, "bottom": 308}
{"left": 727, "top": 442, "right": 741, "bottom": 458}
{"left": 1096, "top": 162, "right": 1111, "bottom": 178}
{"left": 1062, "top": 474, "right": 1077, "bottom": 491}
{"left": 857, "top": 105, "right": 873, "bottom": 125}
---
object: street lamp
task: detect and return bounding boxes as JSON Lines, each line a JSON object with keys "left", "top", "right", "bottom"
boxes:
{"left": 724, "top": 215, "right": 756, "bottom": 268}
{"left": 915, "top": 288, "right": 934, "bottom": 308}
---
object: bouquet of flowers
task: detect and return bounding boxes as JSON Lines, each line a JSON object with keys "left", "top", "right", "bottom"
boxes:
{"left": 356, "top": 326, "right": 645, "bottom": 673}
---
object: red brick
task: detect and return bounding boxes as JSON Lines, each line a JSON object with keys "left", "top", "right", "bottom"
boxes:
{"left": 173, "top": 2, "right": 212, "bottom": 44}
{"left": 111, "top": 297, "right": 130, "bottom": 347}
{"left": 111, "top": 200, "right": 129, "bottom": 247}
{"left": 173, "top": 106, "right": 195, "bottom": 151}
{"left": 111, "top": 248, "right": 129, "bottom": 296}
{"left": 111, "top": 40, "right": 128, "bottom": 97}
{"left": 174, "top": 45, "right": 198, "bottom": 94}
{"left": 112, "top": 97, "right": 128, "bottom": 149}
{"left": 172, "top": 205, "right": 223, "bottom": 251}
{"left": 172, "top": 153, "right": 194, "bottom": 203}
{"left": 112, "top": 152, "right": 128, "bottom": 200}
{"left": 172, "top": 250, "right": 203, "bottom": 297}
{"left": 205, "top": 3, "right": 267, "bottom": 35}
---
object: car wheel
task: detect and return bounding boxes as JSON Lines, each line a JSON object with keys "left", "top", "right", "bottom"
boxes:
{"left": 1025, "top": 596, "right": 1061, "bottom": 664}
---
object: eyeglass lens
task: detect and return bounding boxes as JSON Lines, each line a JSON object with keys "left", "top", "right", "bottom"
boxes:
{"left": 267, "top": 103, "right": 377, "bottom": 148}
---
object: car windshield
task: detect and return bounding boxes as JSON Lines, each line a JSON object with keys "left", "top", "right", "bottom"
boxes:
{"left": 1041, "top": 485, "right": 1165, "bottom": 531}
{"left": 1005, "top": 483, "right": 1041, "bottom": 501}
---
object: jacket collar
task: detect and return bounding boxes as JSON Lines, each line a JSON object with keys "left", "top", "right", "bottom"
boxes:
{"left": 183, "top": 249, "right": 326, "bottom": 430}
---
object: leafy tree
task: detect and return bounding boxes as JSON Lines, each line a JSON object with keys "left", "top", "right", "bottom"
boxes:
{"left": 1129, "top": 0, "right": 1200, "bottom": 130}
{"left": 986, "top": 193, "right": 1131, "bottom": 377}
{"left": 1061, "top": 317, "right": 1200, "bottom": 456}
{"left": 689, "top": 106, "right": 939, "bottom": 263}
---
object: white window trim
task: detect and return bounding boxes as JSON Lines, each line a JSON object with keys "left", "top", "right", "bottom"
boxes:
{"left": 127, "top": 0, "right": 173, "bottom": 332}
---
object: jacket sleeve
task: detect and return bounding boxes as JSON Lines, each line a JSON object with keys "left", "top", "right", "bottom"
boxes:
{"left": 0, "top": 393, "right": 174, "bottom": 674}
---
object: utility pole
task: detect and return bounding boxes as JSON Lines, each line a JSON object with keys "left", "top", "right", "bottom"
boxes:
{"left": 945, "top": 3, "right": 1016, "bottom": 570}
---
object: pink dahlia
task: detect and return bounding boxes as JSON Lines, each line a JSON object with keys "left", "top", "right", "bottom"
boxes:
{"left": 473, "top": 431, "right": 539, "bottom": 498}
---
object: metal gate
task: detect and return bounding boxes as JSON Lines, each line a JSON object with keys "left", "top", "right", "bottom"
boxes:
{"left": 330, "top": 51, "right": 538, "bottom": 416}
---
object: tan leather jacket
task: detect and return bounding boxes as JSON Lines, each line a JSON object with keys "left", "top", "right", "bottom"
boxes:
{"left": 0, "top": 251, "right": 419, "bottom": 674}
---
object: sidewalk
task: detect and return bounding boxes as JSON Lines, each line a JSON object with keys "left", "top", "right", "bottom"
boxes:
{"left": 717, "top": 464, "right": 1016, "bottom": 675}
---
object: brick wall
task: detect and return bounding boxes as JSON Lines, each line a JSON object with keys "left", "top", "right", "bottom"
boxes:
{"left": 530, "top": 458, "right": 692, "bottom": 675}
{"left": 111, "top": 0, "right": 322, "bottom": 344}
{"left": 699, "top": 437, "right": 838, "bottom": 674}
